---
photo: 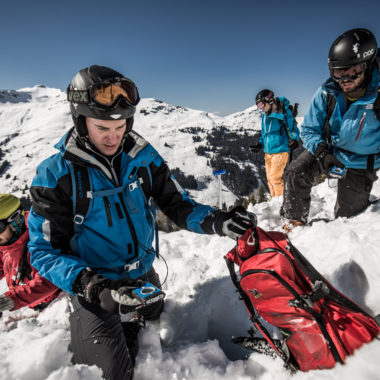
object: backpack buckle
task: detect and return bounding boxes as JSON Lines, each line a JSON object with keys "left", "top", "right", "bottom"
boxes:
{"left": 128, "top": 181, "right": 139, "bottom": 191}
{"left": 73, "top": 214, "right": 85, "bottom": 225}
{"left": 124, "top": 260, "right": 140, "bottom": 272}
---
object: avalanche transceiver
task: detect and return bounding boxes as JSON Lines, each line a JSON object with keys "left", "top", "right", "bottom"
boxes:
{"left": 131, "top": 282, "right": 165, "bottom": 304}
{"left": 330, "top": 166, "right": 347, "bottom": 179}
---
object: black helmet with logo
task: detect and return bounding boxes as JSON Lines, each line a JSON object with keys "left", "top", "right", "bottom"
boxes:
{"left": 67, "top": 65, "right": 140, "bottom": 137}
{"left": 328, "top": 28, "right": 377, "bottom": 70}
{"left": 255, "top": 89, "right": 274, "bottom": 105}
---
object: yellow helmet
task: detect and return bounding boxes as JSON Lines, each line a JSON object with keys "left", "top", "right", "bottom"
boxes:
{"left": 0, "top": 194, "right": 22, "bottom": 220}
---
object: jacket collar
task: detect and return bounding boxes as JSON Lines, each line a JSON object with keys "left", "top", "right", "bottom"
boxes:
{"left": 54, "top": 127, "right": 150, "bottom": 181}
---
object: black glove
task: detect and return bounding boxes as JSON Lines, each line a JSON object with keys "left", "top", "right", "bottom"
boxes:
{"left": 213, "top": 206, "right": 257, "bottom": 240}
{"left": 249, "top": 142, "right": 263, "bottom": 153}
{"left": 314, "top": 143, "right": 345, "bottom": 178}
{"left": 288, "top": 139, "right": 299, "bottom": 150}
{"left": 0, "top": 294, "right": 15, "bottom": 312}
{"left": 72, "top": 269, "right": 110, "bottom": 304}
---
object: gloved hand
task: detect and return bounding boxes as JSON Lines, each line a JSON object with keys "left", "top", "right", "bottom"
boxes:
{"left": 73, "top": 270, "right": 146, "bottom": 314}
{"left": 110, "top": 285, "right": 145, "bottom": 314}
{"left": 0, "top": 294, "right": 15, "bottom": 312}
{"left": 72, "top": 269, "right": 110, "bottom": 304}
{"left": 249, "top": 142, "right": 263, "bottom": 153}
{"left": 288, "top": 139, "right": 299, "bottom": 150}
{"left": 314, "top": 143, "right": 345, "bottom": 178}
{"left": 213, "top": 206, "right": 257, "bottom": 240}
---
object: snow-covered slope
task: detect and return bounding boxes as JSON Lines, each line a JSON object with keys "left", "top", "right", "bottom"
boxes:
{"left": 0, "top": 87, "right": 379, "bottom": 380}
{"left": 0, "top": 87, "right": 262, "bottom": 206}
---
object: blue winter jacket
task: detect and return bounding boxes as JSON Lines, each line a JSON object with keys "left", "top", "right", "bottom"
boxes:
{"left": 28, "top": 128, "right": 216, "bottom": 294}
{"left": 301, "top": 63, "right": 380, "bottom": 169}
{"left": 258, "top": 97, "right": 300, "bottom": 154}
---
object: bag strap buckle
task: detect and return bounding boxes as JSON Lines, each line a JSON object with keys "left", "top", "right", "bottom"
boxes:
{"left": 73, "top": 214, "right": 85, "bottom": 225}
{"left": 124, "top": 260, "right": 140, "bottom": 272}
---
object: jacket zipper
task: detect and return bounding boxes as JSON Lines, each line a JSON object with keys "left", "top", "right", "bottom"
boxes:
{"left": 91, "top": 150, "right": 139, "bottom": 260}
{"left": 84, "top": 145, "right": 139, "bottom": 261}
{"left": 355, "top": 112, "right": 366, "bottom": 141}
{"left": 118, "top": 193, "right": 139, "bottom": 260}
{"left": 103, "top": 196, "right": 113, "bottom": 227}
{"left": 109, "top": 155, "right": 121, "bottom": 186}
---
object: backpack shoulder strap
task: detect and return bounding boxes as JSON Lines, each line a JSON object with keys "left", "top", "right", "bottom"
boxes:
{"left": 373, "top": 88, "right": 380, "bottom": 123}
{"left": 68, "top": 162, "right": 92, "bottom": 231}
{"left": 324, "top": 93, "right": 337, "bottom": 144}
{"left": 14, "top": 245, "right": 32, "bottom": 285}
{"left": 278, "top": 102, "right": 294, "bottom": 138}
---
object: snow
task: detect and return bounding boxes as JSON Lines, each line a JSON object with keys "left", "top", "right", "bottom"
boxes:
{"left": 0, "top": 87, "right": 379, "bottom": 379}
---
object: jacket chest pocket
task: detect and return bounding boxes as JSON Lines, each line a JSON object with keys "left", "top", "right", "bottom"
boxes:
{"left": 122, "top": 177, "right": 148, "bottom": 216}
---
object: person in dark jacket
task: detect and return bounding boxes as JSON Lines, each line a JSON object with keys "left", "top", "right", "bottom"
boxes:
{"left": 27, "top": 65, "right": 255, "bottom": 380}
{"left": 250, "top": 89, "right": 300, "bottom": 197}
{"left": 0, "top": 194, "right": 60, "bottom": 317}
{"left": 281, "top": 28, "right": 380, "bottom": 231}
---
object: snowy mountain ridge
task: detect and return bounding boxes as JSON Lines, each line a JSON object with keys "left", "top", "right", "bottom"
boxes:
{"left": 0, "top": 85, "right": 262, "bottom": 206}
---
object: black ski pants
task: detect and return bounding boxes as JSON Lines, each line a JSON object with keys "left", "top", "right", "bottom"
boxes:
{"left": 281, "top": 150, "right": 378, "bottom": 223}
{"left": 69, "top": 267, "right": 164, "bottom": 380}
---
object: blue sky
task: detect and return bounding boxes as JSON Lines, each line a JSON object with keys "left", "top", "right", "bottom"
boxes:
{"left": 1, "top": 0, "right": 379, "bottom": 116}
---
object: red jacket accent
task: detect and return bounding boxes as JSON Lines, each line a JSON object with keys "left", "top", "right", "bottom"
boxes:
{"left": 0, "top": 212, "right": 60, "bottom": 311}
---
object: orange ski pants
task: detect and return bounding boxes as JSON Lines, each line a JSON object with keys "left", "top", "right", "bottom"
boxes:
{"left": 264, "top": 152, "right": 289, "bottom": 197}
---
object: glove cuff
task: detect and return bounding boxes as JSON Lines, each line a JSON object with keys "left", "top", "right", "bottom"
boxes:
{"left": 72, "top": 269, "right": 109, "bottom": 304}
{"left": 0, "top": 294, "right": 15, "bottom": 312}
{"left": 72, "top": 269, "right": 92, "bottom": 296}
{"left": 201, "top": 211, "right": 225, "bottom": 236}
{"left": 314, "top": 143, "right": 329, "bottom": 159}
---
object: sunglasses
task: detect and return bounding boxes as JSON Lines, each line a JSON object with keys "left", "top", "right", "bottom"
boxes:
{"left": 0, "top": 209, "right": 22, "bottom": 234}
{"left": 331, "top": 63, "right": 366, "bottom": 82}
{"left": 256, "top": 97, "right": 274, "bottom": 110}
{"left": 67, "top": 78, "right": 140, "bottom": 108}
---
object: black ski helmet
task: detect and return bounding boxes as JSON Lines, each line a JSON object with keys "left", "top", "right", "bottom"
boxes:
{"left": 255, "top": 89, "right": 274, "bottom": 105}
{"left": 328, "top": 28, "right": 377, "bottom": 70}
{"left": 67, "top": 65, "right": 140, "bottom": 137}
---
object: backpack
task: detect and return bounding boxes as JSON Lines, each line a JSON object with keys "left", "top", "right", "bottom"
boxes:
{"left": 225, "top": 227, "right": 380, "bottom": 372}
{"left": 277, "top": 99, "right": 299, "bottom": 138}
{"left": 287, "top": 102, "right": 299, "bottom": 119}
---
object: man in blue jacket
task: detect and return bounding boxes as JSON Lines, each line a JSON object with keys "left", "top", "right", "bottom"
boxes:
{"left": 27, "top": 65, "right": 254, "bottom": 380}
{"left": 250, "top": 89, "right": 300, "bottom": 197}
{"left": 281, "top": 28, "right": 380, "bottom": 230}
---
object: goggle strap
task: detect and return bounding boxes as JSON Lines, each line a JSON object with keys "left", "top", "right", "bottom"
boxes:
{"left": 0, "top": 210, "right": 22, "bottom": 234}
